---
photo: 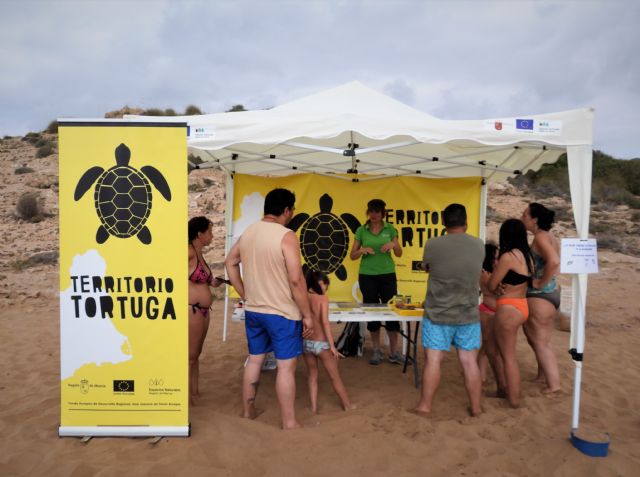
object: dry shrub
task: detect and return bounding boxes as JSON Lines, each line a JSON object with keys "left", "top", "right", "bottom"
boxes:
{"left": 36, "top": 143, "right": 54, "bottom": 158}
{"left": 10, "top": 251, "right": 58, "bottom": 270}
{"left": 595, "top": 234, "right": 624, "bottom": 253}
{"left": 184, "top": 105, "right": 203, "bottom": 115}
{"left": 14, "top": 166, "right": 35, "bottom": 175}
{"left": 22, "top": 132, "right": 41, "bottom": 144}
{"left": 46, "top": 120, "right": 58, "bottom": 134}
{"left": 16, "top": 191, "right": 44, "bottom": 222}
{"left": 142, "top": 108, "right": 164, "bottom": 116}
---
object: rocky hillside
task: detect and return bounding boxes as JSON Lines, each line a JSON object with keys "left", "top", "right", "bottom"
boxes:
{"left": 1, "top": 131, "right": 638, "bottom": 308}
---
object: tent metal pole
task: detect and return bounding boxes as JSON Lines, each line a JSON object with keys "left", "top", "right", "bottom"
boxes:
{"left": 222, "top": 169, "right": 235, "bottom": 342}
{"left": 566, "top": 145, "right": 593, "bottom": 436}
{"left": 375, "top": 148, "right": 521, "bottom": 175}
{"left": 485, "top": 148, "right": 521, "bottom": 182}
{"left": 571, "top": 363, "right": 583, "bottom": 430}
{"left": 479, "top": 179, "right": 488, "bottom": 241}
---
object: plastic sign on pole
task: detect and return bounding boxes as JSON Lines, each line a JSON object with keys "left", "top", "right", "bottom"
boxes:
{"left": 561, "top": 238, "right": 598, "bottom": 274}
{"left": 561, "top": 237, "right": 609, "bottom": 456}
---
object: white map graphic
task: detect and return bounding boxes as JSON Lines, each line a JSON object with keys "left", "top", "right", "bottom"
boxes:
{"left": 60, "top": 250, "right": 132, "bottom": 379}
{"left": 231, "top": 192, "right": 264, "bottom": 244}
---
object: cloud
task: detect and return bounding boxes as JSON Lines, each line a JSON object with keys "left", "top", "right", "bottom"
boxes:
{"left": 0, "top": 0, "right": 638, "bottom": 157}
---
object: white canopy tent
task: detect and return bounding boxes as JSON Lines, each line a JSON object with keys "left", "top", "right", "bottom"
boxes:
{"left": 127, "top": 81, "right": 594, "bottom": 439}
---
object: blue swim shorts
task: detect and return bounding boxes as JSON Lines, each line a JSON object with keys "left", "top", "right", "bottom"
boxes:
{"left": 421, "top": 317, "right": 481, "bottom": 351}
{"left": 245, "top": 310, "right": 303, "bottom": 360}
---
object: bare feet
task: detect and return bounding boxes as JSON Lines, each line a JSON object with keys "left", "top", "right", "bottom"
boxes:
{"left": 542, "top": 387, "right": 562, "bottom": 396}
{"left": 529, "top": 374, "right": 546, "bottom": 384}
{"left": 485, "top": 388, "right": 507, "bottom": 399}
{"left": 467, "top": 406, "right": 483, "bottom": 417}
{"left": 342, "top": 403, "right": 357, "bottom": 411}
{"left": 409, "top": 407, "right": 431, "bottom": 418}
{"left": 242, "top": 408, "right": 265, "bottom": 420}
{"left": 283, "top": 420, "right": 320, "bottom": 430}
{"left": 282, "top": 421, "right": 302, "bottom": 430}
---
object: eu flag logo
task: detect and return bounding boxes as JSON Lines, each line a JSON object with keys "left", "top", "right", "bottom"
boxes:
{"left": 516, "top": 119, "right": 534, "bottom": 130}
{"left": 113, "top": 380, "right": 135, "bottom": 392}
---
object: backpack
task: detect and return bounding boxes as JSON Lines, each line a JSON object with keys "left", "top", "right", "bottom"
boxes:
{"left": 335, "top": 322, "right": 363, "bottom": 357}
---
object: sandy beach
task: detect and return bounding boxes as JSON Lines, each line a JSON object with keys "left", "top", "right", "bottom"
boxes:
{"left": 1, "top": 247, "right": 640, "bottom": 476}
{"left": 1, "top": 141, "right": 640, "bottom": 476}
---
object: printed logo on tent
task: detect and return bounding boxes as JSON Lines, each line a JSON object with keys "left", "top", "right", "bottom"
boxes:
{"left": 516, "top": 119, "right": 534, "bottom": 131}
{"left": 288, "top": 193, "right": 361, "bottom": 281}
{"left": 74, "top": 143, "right": 172, "bottom": 245}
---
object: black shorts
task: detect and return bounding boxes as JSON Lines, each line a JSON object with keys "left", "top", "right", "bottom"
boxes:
{"left": 359, "top": 273, "right": 400, "bottom": 332}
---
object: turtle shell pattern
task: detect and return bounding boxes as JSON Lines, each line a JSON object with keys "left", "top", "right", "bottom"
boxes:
{"left": 94, "top": 165, "right": 152, "bottom": 238}
{"left": 299, "top": 210, "right": 349, "bottom": 274}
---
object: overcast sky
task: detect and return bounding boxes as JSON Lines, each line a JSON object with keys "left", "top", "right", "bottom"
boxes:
{"left": 2, "top": 0, "right": 638, "bottom": 158}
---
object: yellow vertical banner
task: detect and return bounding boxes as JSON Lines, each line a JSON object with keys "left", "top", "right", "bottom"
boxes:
{"left": 58, "top": 121, "right": 189, "bottom": 437}
{"left": 231, "top": 174, "right": 481, "bottom": 302}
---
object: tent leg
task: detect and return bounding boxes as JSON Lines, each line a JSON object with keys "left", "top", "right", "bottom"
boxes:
{"left": 479, "top": 179, "right": 488, "bottom": 241}
{"left": 223, "top": 290, "right": 229, "bottom": 342}
{"left": 571, "top": 362, "right": 582, "bottom": 430}
{"left": 222, "top": 169, "right": 235, "bottom": 342}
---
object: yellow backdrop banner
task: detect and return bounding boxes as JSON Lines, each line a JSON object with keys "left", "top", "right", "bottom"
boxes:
{"left": 232, "top": 174, "right": 481, "bottom": 303}
{"left": 59, "top": 122, "right": 188, "bottom": 436}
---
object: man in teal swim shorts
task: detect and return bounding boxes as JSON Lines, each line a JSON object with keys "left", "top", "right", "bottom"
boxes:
{"left": 413, "top": 204, "right": 484, "bottom": 417}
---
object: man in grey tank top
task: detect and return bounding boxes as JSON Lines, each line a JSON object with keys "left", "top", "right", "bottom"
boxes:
{"left": 225, "top": 188, "right": 314, "bottom": 430}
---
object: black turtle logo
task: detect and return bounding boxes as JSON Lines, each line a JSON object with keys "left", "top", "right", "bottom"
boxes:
{"left": 74, "top": 143, "right": 172, "bottom": 245}
{"left": 288, "top": 193, "right": 361, "bottom": 281}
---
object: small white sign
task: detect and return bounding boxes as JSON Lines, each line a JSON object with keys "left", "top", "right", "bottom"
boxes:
{"left": 189, "top": 126, "right": 215, "bottom": 139}
{"left": 561, "top": 238, "right": 598, "bottom": 274}
{"left": 535, "top": 119, "right": 563, "bottom": 136}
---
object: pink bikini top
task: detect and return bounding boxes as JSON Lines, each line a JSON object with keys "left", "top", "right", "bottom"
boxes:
{"left": 189, "top": 245, "right": 213, "bottom": 285}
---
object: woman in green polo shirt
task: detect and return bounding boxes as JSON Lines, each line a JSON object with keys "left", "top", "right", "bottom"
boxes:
{"left": 349, "top": 199, "right": 403, "bottom": 365}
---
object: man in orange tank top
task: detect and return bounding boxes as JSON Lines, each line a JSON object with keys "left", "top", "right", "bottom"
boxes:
{"left": 225, "top": 188, "right": 314, "bottom": 430}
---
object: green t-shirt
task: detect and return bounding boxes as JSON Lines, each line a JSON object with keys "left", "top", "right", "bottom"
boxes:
{"left": 354, "top": 222, "right": 398, "bottom": 275}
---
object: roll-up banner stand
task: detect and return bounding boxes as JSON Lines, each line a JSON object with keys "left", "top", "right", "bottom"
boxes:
{"left": 58, "top": 120, "right": 189, "bottom": 437}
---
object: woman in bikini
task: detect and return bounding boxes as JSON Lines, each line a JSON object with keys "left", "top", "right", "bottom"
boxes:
{"left": 478, "top": 243, "right": 506, "bottom": 396}
{"left": 488, "top": 219, "right": 534, "bottom": 408}
{"left": 188, "top": 216, "right": 223, "bottom": 404}
{"left": 521, "top": 203, "right": 561, "bottom": 393}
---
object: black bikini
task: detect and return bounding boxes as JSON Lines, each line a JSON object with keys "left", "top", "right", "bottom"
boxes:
{"left": 502, "top": 269, "right": 531, "bottom": 286}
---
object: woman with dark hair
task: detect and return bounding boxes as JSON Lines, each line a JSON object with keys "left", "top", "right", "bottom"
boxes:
{"left": 349, "top": 199, "right": 403, "bottom": 365}
{"left": 188, "top": 216, "right": 223, "bottom": 404}
{"left": 488, "top": 219, "right": 534, "bottom": 408}
{"left": 521, "top": 203, "right": 561, "bottom": 393}
{"left": 478, "top": 243, "right": 505, "bottom": 394}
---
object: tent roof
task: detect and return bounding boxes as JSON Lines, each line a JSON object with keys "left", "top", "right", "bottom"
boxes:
{"left": 126, "top": 81, "right": 593, "bottom": 183}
